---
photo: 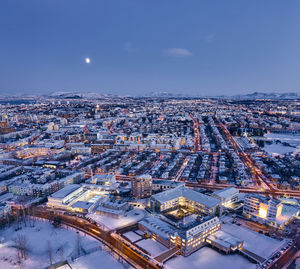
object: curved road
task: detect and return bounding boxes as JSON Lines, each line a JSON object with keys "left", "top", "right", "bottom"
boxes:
{"left": 25, "top": 206, "right": 161, "bottom": 269}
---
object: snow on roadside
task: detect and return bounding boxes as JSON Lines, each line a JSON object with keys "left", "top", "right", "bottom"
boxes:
{"left": 69, "top": 249, "right": 125, "bottom": 269}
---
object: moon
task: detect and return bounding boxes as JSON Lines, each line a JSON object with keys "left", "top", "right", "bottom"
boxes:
{"left": 85, "top": 57, "right": 91, "bottom": 64}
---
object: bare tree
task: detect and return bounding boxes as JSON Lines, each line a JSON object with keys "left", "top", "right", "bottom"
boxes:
{"left": 21, "top": 206, "right": 27, "bottom": 227}
{"left": 57, "top": 245, "right": 65, "bottom": 261}
{"left": 14, "top": 234, "right": 28, "bottom": 260}
{"left": 47, "top": 240, "right": 53, "bottom": 265}
{"left": 14, "top": 238, "right": 22, "bottom": 269}
{"left": 15, "top": 211, "right": 21, "bottom": 231}
{"left": 76, "top": 232, "right": 81, "bottom": 256}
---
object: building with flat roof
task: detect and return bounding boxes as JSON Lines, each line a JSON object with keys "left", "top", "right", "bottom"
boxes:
{"left": 90, "top": 174, "right": 116, "bottom": 185}
{"left": 95, "top": 199, "right": 129, "bottom": 219}
{"left": 152, "top": 179, "right": 184, "bottom": 192}
{"left": 212, "top": 187, "right": 239, "bottom": 208}
{"left": 243, "top": 194, "right": 284, "bottom": 226}
{"left": 47, "top": 183, "right": 108, "bottom": 213}
{"left": 131, "top": 174, "right": 152, "bottom": 198}
{"left": 206, "top": 230, "right": 243, "bottom": 254}
{"left": 47, "top": 184, "right": 83, "bottom": 209}
{"left": 150, "top": 185, "right": 221, "bottom": 216}
{"left": 139, "top": 215, "right": 221, "bottom": 256}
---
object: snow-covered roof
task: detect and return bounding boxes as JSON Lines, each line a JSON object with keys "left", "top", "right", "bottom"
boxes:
{"left": 71, "top": 201, "right": 93, "bottom": 210}
{"left": 151, "top": 185, "right": 220, "bottom": 208}
{"left": 50, "top": 184, "right": 81, "bottom": 199}
{"left": 207, "top": 230, "right": 243, "bottom": 249}
{"left": 213, "top": 187, "right": 239, "bottom": 199}
{"left": 139, "top": 216, "right": 177, "bottom": 239}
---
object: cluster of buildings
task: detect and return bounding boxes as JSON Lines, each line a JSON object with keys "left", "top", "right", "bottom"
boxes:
{"left": 0, "top": 95, "right": 299, "bottom": 267}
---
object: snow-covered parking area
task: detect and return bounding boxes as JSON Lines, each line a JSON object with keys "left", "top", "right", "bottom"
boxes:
{"left": 123, "top": 231, "right": 142, "bottom": 242}
{"left": 222, "top": 223, "right": 285, "bottom": 259}
{"left": 136, "top": 239, "right": 168, "bottom": 257}
{"left": 165, "top": 246, "right": 256, "bottom": 269}
{"left": 0, "top": 219, "right": 125, "bottom": 269}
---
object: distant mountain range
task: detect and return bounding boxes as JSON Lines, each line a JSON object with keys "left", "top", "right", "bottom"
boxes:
{"left": 0, "top": 91, "right": 299, "bottom": 100}
{"left": 146, "top": 91, "right": 300, "bottom": 99}
{"left": 228, "top": 92, "right": 300, "bottom": 100}
{"left": 48, "top": 91, "right": 105, "bottom": 99}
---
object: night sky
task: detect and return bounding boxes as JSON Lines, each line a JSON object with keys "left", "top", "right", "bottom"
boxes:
{"left": 1, "top": 0, "right": 300, "bottom": 96}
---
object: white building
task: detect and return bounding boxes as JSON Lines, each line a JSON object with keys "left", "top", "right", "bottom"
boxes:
{"left": 212, "top": 187, "right": 239, "bottom": 208}
{"left": 150, "top": 185, "right": 222, "bottom": 216}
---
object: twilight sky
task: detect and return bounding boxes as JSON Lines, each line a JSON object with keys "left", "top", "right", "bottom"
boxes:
{"left": 0, "top": 0, "right": 300, "bottom": 96}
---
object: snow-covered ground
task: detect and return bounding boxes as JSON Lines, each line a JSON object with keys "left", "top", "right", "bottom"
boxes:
{"left": 263, "top": 143, "right": 295, "bottom": 155}
{"left": 136, "top": 239, "right": 168, "bottom": 257}
{"left": 222, "top": 223, "right": 285, "bottom": 259}
{"left": 0, "top": 219, "right": 125, "bottom": 269}
{"left": 69, "top": 249, "right": 125, "bottom": 269}
{"left": 165, "top": 246, "right": 255, "bottom": 269}
{"left": 262, "top": 133, "right": 300, "bottom": 155}
{"left": 87, "top": 209, "right": 146, "bottom": 231}
{"left": 123, "top": 231, "right": 142, "bottom": 242}
{"left": 264, "top": 133, "right": 300, "bottom": 146}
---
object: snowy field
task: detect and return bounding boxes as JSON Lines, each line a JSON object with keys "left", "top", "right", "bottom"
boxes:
{"left": 69, "top": 249, "right": 125, "bottom": 269}
{"left": 264, "top": 133, "right": 300, "bottom": 146}
{"left": 262, "top": 133, "right": 300, "bottom": 155}
{"left": 87, "top": 209, "right": 146, "bottom": 231}
{"left": 136, "top": 239, "right": 168, "bottom": 257}
{"left": 165, "top": 246, "right": 256, "bottom": 269}
{"left": 263, "top": 143, "right": 295, "bottom": 155}
{"left": 222, "top": 223, "right": 285, "bottom": 259}
{"left": 0, "top": 219, "right": 125, "bottom": 269}
{"left": 123, "top": 231, "right": 142, "bottom": 242}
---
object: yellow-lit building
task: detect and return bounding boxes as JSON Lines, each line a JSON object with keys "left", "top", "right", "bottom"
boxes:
{"left": 150, "top": 185, "right": 222, "bottom": 216}
{"left": 243, "top": 194, "right": 283, "bottom": 225}
{"left": 139, "top": 215, "right": 221, "bottom": 256}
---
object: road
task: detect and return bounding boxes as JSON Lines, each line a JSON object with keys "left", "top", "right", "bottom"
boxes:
{"left": 115, "top": 174, "right": 300, "bottom": 198}
{"left": 216, "top": 118, "right": 278, "bottom": 192}
{"left": 190, "top": 113, "right": 201, "bottom": 151}
{"left": 269, "top": 237, "right": 299, "bottom": 269}
{"left": 21, "top": 206, "right": 161, "bottom": 269}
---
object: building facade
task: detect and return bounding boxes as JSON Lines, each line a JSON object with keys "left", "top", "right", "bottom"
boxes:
{"left": 131, "top": 174, "right": 152, "bottom": 198}
{"left": 243, "top": 194, "right": 283, "bottom": 225}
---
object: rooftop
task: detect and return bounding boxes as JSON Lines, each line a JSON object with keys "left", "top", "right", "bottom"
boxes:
{"left": 151, "top": 185, "right": 220, "bottom": 208}
{"left": 213, "top": 187, "right": 239, "bottom": 199}
{"left": 50, "top": 184, "right": 81, "bottom": 199}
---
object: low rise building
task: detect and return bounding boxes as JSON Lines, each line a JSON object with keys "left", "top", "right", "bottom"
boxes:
{"left": 131, "top": 174, "right": 152, "bottom": 198}
{"left": 212, "top": 187, "right": 239, "bottom": 208}
{"left": 139, "top": 215, "right": 221, "bottom": 256}
{"left": 96, "top": 199, "right": 129, "bottom": 219}
{"left": 150, "top": 185, "right": 222, "bottom": 216}
{"left": 243, "top": 194, "right": 284, "bottom": 226}
{"left": 152, "top": 179, "right": 184, "bottom": 192}
{"left": 206, "top": 230, "right": 243, "bottom": 254}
